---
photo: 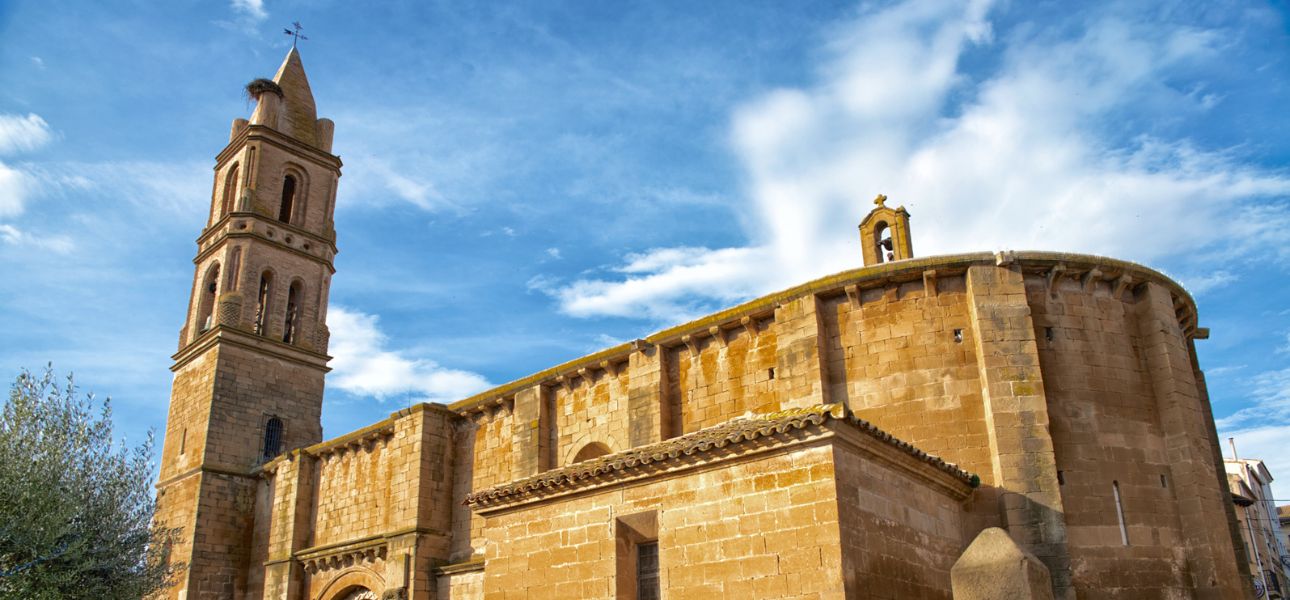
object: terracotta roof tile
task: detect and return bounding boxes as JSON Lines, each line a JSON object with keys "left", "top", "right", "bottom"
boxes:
{"left": 464, "top": 403, "right": 978, "bottom": 507}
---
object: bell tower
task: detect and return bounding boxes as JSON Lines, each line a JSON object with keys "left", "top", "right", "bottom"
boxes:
{"left": 154, "top": 47, "right": 341, "bottom": 599}
{"left": 858, "top": 193, "right": 913, "bottom": 266}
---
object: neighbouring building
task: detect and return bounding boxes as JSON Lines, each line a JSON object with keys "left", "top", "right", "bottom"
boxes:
{"left": 1227, "top": 458, "right": 1290, "bottom": 598}
{"left": 153, "top": 49, "right": 1258, "bottom": 599}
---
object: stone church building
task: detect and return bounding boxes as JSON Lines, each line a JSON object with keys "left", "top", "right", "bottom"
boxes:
{"left": 154, "top": 49, "right": 1257, "bottom": 599}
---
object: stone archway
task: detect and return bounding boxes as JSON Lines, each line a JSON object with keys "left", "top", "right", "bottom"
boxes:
{"left": 337, "top": 588, "right": 377, "bottom": 600}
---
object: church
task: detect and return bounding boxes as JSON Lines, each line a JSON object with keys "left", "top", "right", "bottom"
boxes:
{"left": 153, "top": 49, "right": 1256, "bottom": 600}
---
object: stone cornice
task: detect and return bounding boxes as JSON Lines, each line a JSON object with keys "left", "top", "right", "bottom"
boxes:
{"left": 171, "top": 324, "right": 331, "bottom": 372}
{"left": 434, "top": 558, "right": 485, "bottom": 576}
{"left": 448, "top": 251, "right": 1201, "bottom": 414}
{"left": 464, "top": 404, "right": 977, "bottom": 512}
{"left": 215, "top": 124, "right": 342, "bottom": 171}
{"left": 195, "top": 212, "right": 339, "bottom": 262}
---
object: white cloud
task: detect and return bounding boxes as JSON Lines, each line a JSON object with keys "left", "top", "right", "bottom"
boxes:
{"left": 545, "top": 247, "right": 562, "bottom": 259}
{"left": 0, "top": 224, "right": 74, "bottom": 254}
{"left": 1179, "top": 270, "right": 1238, "bottom": 295}
{"left": 231, "top": 0, "right": 267, "bottom": 21}
{"left": 1216, "top": 366, "right": 1290, "bottom": 431}
{"left": 0, "top": 113, "right": 53, "bottom": 156}
{"left": 542, "top": 1, "right": 1290, "bottom": 320}
{"left": 327, "top": 306, "right": 491, "bottom": 403}
{"left": 0, "top": 161, "right": 33, "bottom": 218}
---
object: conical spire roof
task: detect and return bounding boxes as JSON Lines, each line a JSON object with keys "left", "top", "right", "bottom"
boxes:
{"left": 270, "top": 47, "right": 319, "bottom": 147}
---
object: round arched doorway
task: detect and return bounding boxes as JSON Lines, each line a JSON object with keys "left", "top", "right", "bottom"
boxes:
{"left": 336, "top": 587, "right": 377, "bottom": 600}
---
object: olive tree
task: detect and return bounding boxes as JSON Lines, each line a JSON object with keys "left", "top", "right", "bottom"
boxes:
{"left": 0, "top": 366, "right": 180, "bottom": 598}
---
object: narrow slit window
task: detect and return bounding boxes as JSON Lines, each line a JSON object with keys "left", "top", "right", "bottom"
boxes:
{"left": 1057, "top": 470, "right": 1065, "bottom": 485}
{"left": 1113, "top": 480, "right": 1129, "bottom": 546}
{"left": 278, "top": 175, "right": 297, "bottom": 223}
{"left": 179, "top": 428, "right": 187, "bottom": 455}
{"left": 953, "top": 329, "right": 964, "bottom": 343}
{"left": 263, "top": 417, "right": 283, "bottom": 461}
{"left": 637, "top": 542, "right": 660, "bottom": 600}
{"left": 282, "top": 281, "right": 302, "bottom": 344}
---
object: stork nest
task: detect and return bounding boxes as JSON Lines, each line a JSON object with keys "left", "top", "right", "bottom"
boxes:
{"left": 245, "top": 78, "right": 284, "bottom": 100}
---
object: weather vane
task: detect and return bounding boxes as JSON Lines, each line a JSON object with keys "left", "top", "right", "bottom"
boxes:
{"left": 284, "top": 21, "right": 308, "bottom": 48}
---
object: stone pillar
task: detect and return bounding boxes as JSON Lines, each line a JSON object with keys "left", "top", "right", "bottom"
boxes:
{"left": 774, "top": 295, "right": 831, "bottom": 410}
{"left": 965, "top": 265, "right": 1071, "bottom": 598}
{"left": 263, "top": 452, "right": 314, "bottom": 600}
{"left": 627, "top": 343, "right": 670, "bottom": 445}
{"left": 512, "top": 384, "right": 551, "bottom": 479}
{"left": 952, "top": 527, "right": 1055, "bottom": 600}
{"left": 1135, "top": 282, "right": 1250, "bottom": 598}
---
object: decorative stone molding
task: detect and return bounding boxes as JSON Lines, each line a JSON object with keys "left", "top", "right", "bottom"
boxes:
{"left": 298, "top": 537, "right": 389, "bottom": 574}
{"left": 308, "top": 423, "right": 394, "bottom": 460}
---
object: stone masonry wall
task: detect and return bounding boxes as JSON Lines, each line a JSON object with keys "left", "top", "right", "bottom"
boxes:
{"left": 834, "top": 443, "right": 966, "bottom": 599}
{"left": 1027, "top": 276, "right": 1191, "bottom": 597}
{"left": 666, "top": 317, "right": 778, "bottom": 434}
{"left": 481, "top": 443, "right": 846, "bottom": 599}
{"left": 553, "top": 368, "right": 630, "bottom": 464}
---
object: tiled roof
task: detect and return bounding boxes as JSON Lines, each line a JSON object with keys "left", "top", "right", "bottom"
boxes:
{"left": 464, "top": 403, "right": 978, "bottom": 507}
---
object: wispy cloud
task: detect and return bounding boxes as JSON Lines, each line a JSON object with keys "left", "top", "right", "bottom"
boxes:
{"left": 0, "top": 113, "right": 54, "bottom": 156}
{"left": 0, "top": 224, "right": 75, "bottom": 254}
{"left": 1179, "top": 270, "right": 1238, "bottom": 295}
{"left": 1215, "top": 365, "right": 1290, "bottom": 430}
{"left": 327, "top": 306, "right": 491, "bottom": 403}
{"left": 231, "top": 0, "right": 267, "bottom": 22}
{"left": 541, "top": 1, "right": 1290, "bottom": 319}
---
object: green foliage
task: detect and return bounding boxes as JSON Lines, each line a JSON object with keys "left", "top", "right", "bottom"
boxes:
{"left": 0, "top": 366, "right": 181, "bottom": 598}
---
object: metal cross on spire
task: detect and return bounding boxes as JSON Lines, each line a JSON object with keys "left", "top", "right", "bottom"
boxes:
{"left": 284, "top": 21, "right": 308, "bottom": 48}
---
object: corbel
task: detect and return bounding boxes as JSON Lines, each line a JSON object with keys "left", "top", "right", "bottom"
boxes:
{"left": 599, "top": 359, "right": 620, "bottom": 377}
{"left": 1081, "top": 268, "right": 1102, "bottom": 293}
{"left": 741, "top": 316, "right": 757, "bottom": 337}
{"left": 922, "top": 270, "right": 938, "bottom": 297}
{"left": 994, "top": 250, "right": 1016, "bottom": 266}
{"left": 682, "top": 334, "right": 699, "bottom": 355}
{"left": 1045, "top": 263, "right": 1066, "bottom": 297}
{"left": 555, "top": 374, "right": 573, "bottom": 392}
{"left": 578, "top": 367, "right": 593, "bottom": 384}
{"left": 1193, "top": 327, "right": 1210, "bottom": 340}
{"left": 708, "top": 325, "right": 727, "bottom": 347}
{"left": 631, "top": 339, "right": 651, "bottom": 353}
{"left": 844, "top": 284, "right": 861, "bottom": 309}
{"left": 1112, "top": 274, "right": 1133, "bottom": 300}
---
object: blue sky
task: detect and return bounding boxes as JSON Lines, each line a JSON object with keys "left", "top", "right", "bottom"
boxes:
{"left": 2, "top": 0, "right": 1289, "bottom": 497}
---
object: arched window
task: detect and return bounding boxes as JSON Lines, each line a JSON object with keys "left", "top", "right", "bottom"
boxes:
{"left": 872, "top": 221, "right": 896, "bottom": 264}
{"left": 282, "top": 281, "right": 302, "bottom": 344}
{"left": 278, "top": 174, "right": 297, "bottom": 223}
{"left": 220, "top": 163, "right": 240, "bottom": 217}
{"left": 262, "top": 417, "right": 283, "bottom": 461}
{"left": 196, "top": 263, "right": 220, "bottom": 334}
{"left": 573, "top": 442, "right": 612, "bottom": 463}
{"left": 254, "top": 271, "right": 273, "bottom": 336}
